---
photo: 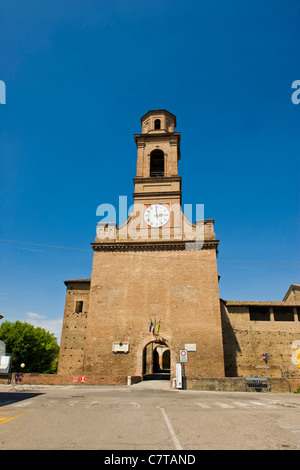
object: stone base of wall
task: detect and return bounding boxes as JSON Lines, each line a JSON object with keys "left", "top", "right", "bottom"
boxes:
{"left": 1, "top": 373, "right": 299, "bottom": 393}
{"left": 0, "top": 373, "right": 142, "bottom": 386}
{"left": 187, "top": 377, "right": 246, "bottom": 392}
{"left": 187, "top": 377, "right": 300, "bottom": 393}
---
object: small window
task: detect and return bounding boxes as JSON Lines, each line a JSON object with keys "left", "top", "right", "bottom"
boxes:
{"left": 154, "top": 119, "right": 161, "bottom": 130}
{"left": 273, "top": 307, "right": 294, "bottom": 322}
{"left": 75, "top": 301, "right": 83, "bottom": 313}
{"left": 249, "top": 306, "right": 270, "bottom": 321}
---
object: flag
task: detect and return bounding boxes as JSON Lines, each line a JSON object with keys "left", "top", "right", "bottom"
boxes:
{"left": 157, "top": 320, "right": 161, "bottom": 334}
{"left": 152, "top": 319, "right": 156, "bottom": 335}
{"left": 296, "top": 349, "right": 300, "bottom": 370}
{"left": 149, "top": 320, "right": 153, "bottom": 333}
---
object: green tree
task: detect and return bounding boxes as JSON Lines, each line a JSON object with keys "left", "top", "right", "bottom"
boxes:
{"left": 0, "top": 321, "right": 59, "bottom": 373}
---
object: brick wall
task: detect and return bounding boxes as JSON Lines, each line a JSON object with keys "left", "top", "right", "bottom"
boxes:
{"left": 58, "top": 281, "right": 90, "bottom": 375}
{"left": 83, "top": 246, "right": 225, "bottom": 379}
{"left": 221, "top": 301, "right": 300, "bottom": 378}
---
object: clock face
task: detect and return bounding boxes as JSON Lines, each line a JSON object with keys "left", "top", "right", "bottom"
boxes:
{"left": 144, "top": 204, "right": 170, "bottom": 228}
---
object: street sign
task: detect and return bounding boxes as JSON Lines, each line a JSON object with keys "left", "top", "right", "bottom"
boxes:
{"left": 179, "top": 349, "right": 188, "bottom": 363}
{"left": 262, "top": 353, "right": 270, "bottom": 363}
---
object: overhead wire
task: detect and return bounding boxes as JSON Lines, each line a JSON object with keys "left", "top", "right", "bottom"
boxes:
{"left": 0, "top": 239, "right": 299, "bottom": 265}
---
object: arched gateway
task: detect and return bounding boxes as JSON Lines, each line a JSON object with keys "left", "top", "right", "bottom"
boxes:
{"left": 142, "top": 340, "right": 170, "bottom": 380}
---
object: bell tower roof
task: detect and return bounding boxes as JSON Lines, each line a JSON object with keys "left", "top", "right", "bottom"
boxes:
{"left": 140, "top": 109, "right": 176, "bottom": 134}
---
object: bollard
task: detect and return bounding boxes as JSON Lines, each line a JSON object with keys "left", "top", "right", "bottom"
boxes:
{"left": 127, "top": 375, "right": 131, "bottom": 386}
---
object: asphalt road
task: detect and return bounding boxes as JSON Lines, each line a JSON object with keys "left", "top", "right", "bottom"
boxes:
{"left": 0, "top": 381, "right": 300, "bottom": 451}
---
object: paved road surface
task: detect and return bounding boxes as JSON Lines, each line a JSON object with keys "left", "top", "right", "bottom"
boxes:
{"left": 0, "top": 381, "right": 299, "bottom": 450}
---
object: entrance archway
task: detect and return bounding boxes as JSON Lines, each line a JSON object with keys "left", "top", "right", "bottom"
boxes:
{"left": 142, "top": 340, "right": 170, "bottom": 380}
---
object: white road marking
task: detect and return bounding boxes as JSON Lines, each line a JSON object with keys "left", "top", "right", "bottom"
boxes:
{"left": 215, "top": 402, "right": 234, "bottom": 409}
{"left": 194, "top": 402, "right": 210, "bottom": 408}
{"left": 249, "top": 401, "right": 275, "bottom": 408}
{"left": 64, "top": 400, "right": 79, "bottom": 407}
{"left": 280, "top": 425, "right": 300, "bottom": 434}
{"left": 13, "top": 401, "right": 34, "bottom": 408}
{"left": 85, "top": 401, "right": 99, "bottom": 408}
{"left": 265, "top": 400, "right": 297, "bottom": 408}
{"left": 130, "top": 402, "right": 141, "bottom": 408}
{"left": 233, "top": 401, "right": 252, "bottom": 408}
{"left": 41, "top": 400, "right": 57, "bottom": 408}
{"left": 157, "top": 406, "right": 182, "bottom": 450}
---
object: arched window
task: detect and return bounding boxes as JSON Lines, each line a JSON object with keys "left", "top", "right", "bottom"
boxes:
{"left": 154, "top": 119, "right": 161, "bottom": 130}
{"left": 150, "top": 149, "right": 164, "bottom": 177}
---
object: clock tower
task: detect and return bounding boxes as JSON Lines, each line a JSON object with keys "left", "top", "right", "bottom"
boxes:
{"left": 132, "top": 110, "right": 183, "bottom": 239}
{"left": 58, "top": 110, "right": 225, "bottom": 383}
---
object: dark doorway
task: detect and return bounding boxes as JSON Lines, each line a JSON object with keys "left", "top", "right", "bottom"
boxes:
{"left": 142, "top": 341, "right": 170, "bottom": 380}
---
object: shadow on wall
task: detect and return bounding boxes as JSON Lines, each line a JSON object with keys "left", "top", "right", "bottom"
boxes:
{"left": 220, "top": 300, "right": 241, "bottom": 377}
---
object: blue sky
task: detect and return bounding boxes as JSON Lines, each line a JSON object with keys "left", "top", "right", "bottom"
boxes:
{"left": 0, "top": 0, "right": 299, "bottom": 343}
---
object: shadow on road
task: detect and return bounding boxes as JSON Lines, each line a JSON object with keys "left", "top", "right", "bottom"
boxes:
{"left": 0, "top": 392, "right": 45, "bottom": 407}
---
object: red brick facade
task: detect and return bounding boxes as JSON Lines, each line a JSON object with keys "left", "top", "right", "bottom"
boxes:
{"left": 58, "top": 110, "right": 300, "bottom": 384}
{"left": 58, "top": 110, "right": 225, "bottom": 380}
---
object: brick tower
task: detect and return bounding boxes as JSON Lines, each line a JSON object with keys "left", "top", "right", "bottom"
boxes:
{"left": 58, "top": 110, "right": 225, "bottom": 382}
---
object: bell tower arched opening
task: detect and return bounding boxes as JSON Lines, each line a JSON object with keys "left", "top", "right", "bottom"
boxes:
{"left": 154, "top": 118, "right": 161, "bottom": 129}
{"left": 150, "top": 149, "right": 164, "bottom": 177}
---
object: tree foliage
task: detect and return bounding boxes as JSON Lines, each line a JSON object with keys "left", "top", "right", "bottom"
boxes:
{"left": 0, "top": 321, "right": 59, "bottom": 373}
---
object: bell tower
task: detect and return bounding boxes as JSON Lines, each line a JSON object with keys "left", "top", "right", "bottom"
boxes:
{"left": 133, "top": 110, "right": 182, "bottom": 207}
{"left": 131, "top": 110, "right": 183, "bottom": 236}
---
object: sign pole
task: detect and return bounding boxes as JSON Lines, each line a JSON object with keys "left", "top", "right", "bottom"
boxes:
{"left": 182, "top": 362, "right": 186, "bottom": 390}
{"left": 263, "top": 353, "right": 269, "bottom": 378}
{"left": 175, "top": 363, "right": 182, "bottom": 389}
{"left": 263, "top": 353, "right": 270, "bottom": 391}
{"left": 179, "top": 349, "right": 188, "bottom": 390}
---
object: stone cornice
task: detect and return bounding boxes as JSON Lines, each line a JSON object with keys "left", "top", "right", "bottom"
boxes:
{"left": 133, "top": 176, "right": 182, "bottom": 184}
{"left": 134, "top": 132, "right": 181, "bottom": 142}
{"left": 225, "top": 300, "right": 300, "bottom": 307}
{"left": 133, "top": 190, "right": 182, "bottom": 199}
{"left": 91, "top": 239, "right": 219, "bottom": 252}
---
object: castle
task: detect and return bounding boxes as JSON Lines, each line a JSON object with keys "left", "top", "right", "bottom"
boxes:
{"left": 58, "top": 110, "right": 300, "bottom": 385}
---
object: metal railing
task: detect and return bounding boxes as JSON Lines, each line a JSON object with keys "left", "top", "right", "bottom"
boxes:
{"left": 245, "top": 376, "right": 270, "bottom": 392}
{"left": 150, "top": 171, "right": 164, "bottom": 177}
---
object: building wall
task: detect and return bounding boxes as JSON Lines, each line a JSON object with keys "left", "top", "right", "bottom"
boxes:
{"left": 58, "top": 281, "right": 90, "bottom": 375}
{"left": 82, "top": 246, "right": 225, "bottom": 379}
{"left": 58, "top": 281, "right": 300, "bottom": 380}
{"left": 283, "top": 285, "right": 300, "bottom": 302}
{"left": 221, "top": 301, "right": 300, "bottom": 378}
